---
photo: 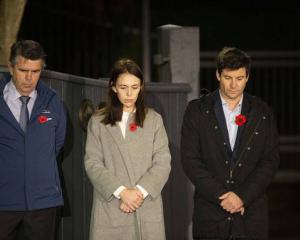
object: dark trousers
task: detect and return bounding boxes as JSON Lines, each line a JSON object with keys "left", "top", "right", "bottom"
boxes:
{"left": 0, "top": 207, "right": 57, "bottom": 240}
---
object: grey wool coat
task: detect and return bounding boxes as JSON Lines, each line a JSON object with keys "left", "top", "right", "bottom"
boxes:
{"left": 84, "top": 108, "right": 171, "bottom": 240}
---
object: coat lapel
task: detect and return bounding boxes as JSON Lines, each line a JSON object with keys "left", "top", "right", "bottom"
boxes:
{"left": 30, "top": 81, "right": 52, "bottom": 121}
{"left": 105, "top": 116, "right": 137, "bottom": 186}
{"left": 0, "top": 74, "right": 24, "bottom": 134}
{"left": 202, "top": 91, "right": 231, "bottom": 162}
{"left": 232, "top": 94, "right": 255, "bottom": 161}
{"left": 213, "top": 92, "right": 232, "bottom": 155}
{"left": 0, "top": 97, "right": 24, "bottom": 134}
{"left": 207, "top": 92, "right": 260, "bottom": 166}
{"left": 30, "top": 95, "right": 44, "bottom": 121}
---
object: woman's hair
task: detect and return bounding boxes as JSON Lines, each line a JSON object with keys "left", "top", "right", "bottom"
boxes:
{"left": 216, "top": 47, "right": 251, "bottom": 77}
{"left": 101, "top": 58, "right": 146, "bottom": 127}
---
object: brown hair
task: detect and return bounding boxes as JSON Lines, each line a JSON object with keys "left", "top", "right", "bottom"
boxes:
{"left": 101, "top": 58, "right": 146, "bottom": 127}
{"left": 216, "top": 47, "right": 251, "bottom": 77}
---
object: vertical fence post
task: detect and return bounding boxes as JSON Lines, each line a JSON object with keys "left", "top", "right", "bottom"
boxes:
{"left": 154, "top": 24, "right": 199, "bottom": 101}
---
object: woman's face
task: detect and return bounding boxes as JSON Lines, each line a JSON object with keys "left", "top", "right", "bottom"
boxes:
{"left": 112, "top": 73, "right": 142, "bottom": 112}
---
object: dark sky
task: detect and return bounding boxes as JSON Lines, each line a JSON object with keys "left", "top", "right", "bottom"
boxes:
{"left": 23, "top": 0, "right": 300, "bottom": 51}
{"left": 151, "top": 0, "right": 300, "bottom": 51}
{"left": 19, "top": 0, "right": 300, "bottom": 77}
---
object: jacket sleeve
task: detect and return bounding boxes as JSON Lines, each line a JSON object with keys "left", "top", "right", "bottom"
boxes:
{"left": 234, "top": 109, "right": 280, "bottom": 207}
{"left": 84, "top": 116, "right": 123, "bottom": 201}
{"left": 181, "top": 102, "right": 227, "bottom": 205}
{"left": 136, "top": 114, "right": 171, "bottom": 200}
{"left": 55, "top": 96, "right": 67, "bottom": 156}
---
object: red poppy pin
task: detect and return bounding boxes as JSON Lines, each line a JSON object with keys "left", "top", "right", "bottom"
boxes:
{"left": 235, "top": 114, "right": 247, "bottom": 126}
{"left": 38, "top": 115, "right": 48, "bottom": 124}
{"left": 129, "top": 122, "right": 138, "bottom": 132}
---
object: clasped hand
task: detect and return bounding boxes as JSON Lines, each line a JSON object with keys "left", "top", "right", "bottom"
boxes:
{"left": 119, "top": 188, "right": 144, "bottom": 213}
{"left": 219, "top": 191, "right": 245, "bottom": 215}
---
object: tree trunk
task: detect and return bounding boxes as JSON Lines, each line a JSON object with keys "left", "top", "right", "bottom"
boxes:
{"left": 0, "top": 0, "right": 27, "bottom": 65}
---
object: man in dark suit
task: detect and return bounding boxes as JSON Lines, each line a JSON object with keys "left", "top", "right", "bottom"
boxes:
{"left": 181, "top": 47, "right": 279, "bottom": 239}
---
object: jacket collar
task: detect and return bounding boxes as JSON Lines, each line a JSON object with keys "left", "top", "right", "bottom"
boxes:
{"left": 0, "top": 73, "right": 56, "bottom": 134}
{"left": 232, "top": 94, "right": 251, "bottom": 159}
{"left": 205, "top": 90, "right": 253, "bottom": 159}
{"left": 0, "top": 75, "right": 22, "bottom": 134}
{"left": 213, "top": 92, "right": 232, "bottom": 154}
{"left": 30, "top": 79, "right": 55, "bottom": 120}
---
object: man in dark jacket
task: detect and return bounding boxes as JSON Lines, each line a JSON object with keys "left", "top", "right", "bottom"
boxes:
{"left": 181, "top": 47, "right": 279, "bottom": 239}
{"left": 0, "top": 40, "right": 66, "bottom": 240}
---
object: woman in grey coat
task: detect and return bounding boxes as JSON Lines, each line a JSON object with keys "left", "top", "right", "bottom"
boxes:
{"left": 84, "top": 59, "right": 171, "bottom": 240}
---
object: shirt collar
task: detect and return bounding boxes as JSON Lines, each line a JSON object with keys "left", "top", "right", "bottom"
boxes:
{"left": 219, "top": 90, "right": 243, "bottom": 110}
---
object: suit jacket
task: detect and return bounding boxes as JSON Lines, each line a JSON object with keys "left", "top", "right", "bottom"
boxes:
{"left": 181, "top": 90, "right": 279, "bottom": 239}
{"left": 84, "top": 108, "right": 171, "bottom": 240}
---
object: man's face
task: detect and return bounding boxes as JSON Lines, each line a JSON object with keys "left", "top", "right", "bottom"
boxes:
{"left": 8, "top": 56, "right": 43, "bottom": 96}
{"left": 216, "top": 67, "right": 248, "bottom": 102}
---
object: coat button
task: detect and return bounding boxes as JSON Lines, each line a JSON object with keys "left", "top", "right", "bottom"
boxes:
{"left": 255, "top": 131, "right": 259, "bottom": 135}
{"left": 206, "top": 110, "right": 209, "bottom": 114}
{"left": 247, "top": 147, "right": 251, "bottom": 150}
{"left": 227, "top": 217, "right": 232, "bottom": 221}
{"left": 214, "top": 125, "right": 218, "bottom": 130}
{"left": 238, "top": 163, "right": 242, "bottom": 167}
{"left": 226, "top": 180, "right": 230, "bottom": 184}
{"left": 224, "top": 142, "right": 227, "bottom": 146}
{"left": 262, "top": 116, "right": 266, "bottom": 120}
{"left": 231, "top": 180, "right": 235, "bottom": 184}
{"left": 225, "top": 161, "right": 229, "bottom": 165}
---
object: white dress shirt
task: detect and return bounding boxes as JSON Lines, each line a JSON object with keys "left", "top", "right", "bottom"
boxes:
{"left": 220, "top": 92, "right": 243, "bottom": 151}
{"left": 3, "top": 80, "right": 37, "bottom": 122}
